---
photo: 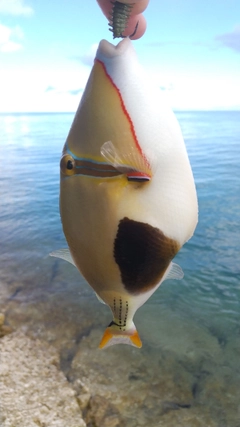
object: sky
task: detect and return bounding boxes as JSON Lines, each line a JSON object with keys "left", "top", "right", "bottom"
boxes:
{"left": 0, "top": 0, "right": 239, "bottom": 112}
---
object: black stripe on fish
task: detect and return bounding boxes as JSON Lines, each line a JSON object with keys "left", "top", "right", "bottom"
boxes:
{"left": 114, "top": 217, "right": 180, "bottom": 295}
{"left": 61, "top": 154, "right": 121, "bottom": 178}
{"left": 108, "top": 320, "right": 120, "bottom": 327}
{"left": 109, "top": 299, "right": 129, "bottom": 331}
{"left": 61, "top": 154, "right": 152, "bottom": 181}
{"left": 127, "top": 171, "right": 151, "bottom": 182}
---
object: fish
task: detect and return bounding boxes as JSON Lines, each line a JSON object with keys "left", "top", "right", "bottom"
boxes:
{"left": 50, "top": 37, "right": 198, "bottom": 349}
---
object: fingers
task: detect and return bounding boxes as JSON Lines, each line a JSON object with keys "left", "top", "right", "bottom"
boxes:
{"left": 121, "top": 14, "right": 147, "bottom": 39}
{"left": 97, "top": 0, "right": 149, "bottom": 39}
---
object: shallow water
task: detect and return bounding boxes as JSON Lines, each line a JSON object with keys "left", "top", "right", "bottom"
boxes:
{"left": 0, "top": 111, "right": 240, "bottom": 425}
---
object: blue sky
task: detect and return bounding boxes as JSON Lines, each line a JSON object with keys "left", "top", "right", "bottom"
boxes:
{"left": 0, "top": 0, "right": 239, "bottom": 112}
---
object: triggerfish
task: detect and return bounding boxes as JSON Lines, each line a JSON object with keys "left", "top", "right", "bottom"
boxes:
{"left": 51, "top": 38, "right": 198, "bottom": 349}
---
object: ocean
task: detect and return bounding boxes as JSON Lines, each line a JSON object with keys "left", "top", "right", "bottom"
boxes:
{"left": 0, "top": 111, "right": 240, "bottom": 426}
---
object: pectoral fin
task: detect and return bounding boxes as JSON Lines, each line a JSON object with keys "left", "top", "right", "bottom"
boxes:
{"left": 50, "top": 248, "right": 76, "bottom": 267}
{"left": 101, "top": 141, "right": 151, "bottom": 182}
{"left": 164, "top": 262, "right": 184, "bottom": 281}
{"left": 95, "top": 292, "right": 106, "bottom": 305}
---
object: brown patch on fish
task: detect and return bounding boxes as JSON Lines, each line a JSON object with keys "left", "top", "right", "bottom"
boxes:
{"left": 114, "top": 217, "right": 180, "bottom": 294}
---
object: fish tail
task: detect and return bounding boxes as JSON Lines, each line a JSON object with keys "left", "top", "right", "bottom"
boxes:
{"left": 99, "top": 322, "right": 142, "bottom": 349}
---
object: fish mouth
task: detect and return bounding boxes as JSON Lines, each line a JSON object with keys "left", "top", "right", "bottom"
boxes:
{"left": 96, "top": 37, "right": 132, "bottom": 59}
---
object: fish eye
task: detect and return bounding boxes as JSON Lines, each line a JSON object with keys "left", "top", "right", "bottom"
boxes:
{"left": 60, "top": 154, "right": 76, "bottom": 176}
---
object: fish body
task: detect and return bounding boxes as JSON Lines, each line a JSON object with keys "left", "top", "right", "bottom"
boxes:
{"left": 51, "top": 38, "right": 198, "bottom": 349}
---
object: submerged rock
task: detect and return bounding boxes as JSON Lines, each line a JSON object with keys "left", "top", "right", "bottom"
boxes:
{"left": 1, "top": 275, "right": 240, "bottom": 426}
{"left": 0, "top": 312, "right": 13, "bottom": 338}
{"left": 0, "top": 312, "right": 5, "bottom": 325}
{"left": 85, "top": 395, "right": 122, "bottom": 427}
{"left": 68, "top": 322, "right": 240, "bottom": 427}
{"left": 0, "top": 330, "right": 86, "bottom": 427}
{"left": 69, "top": 328, "right": 196, "bottom": 427}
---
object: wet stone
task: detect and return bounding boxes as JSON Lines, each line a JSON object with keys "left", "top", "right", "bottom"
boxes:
{"left": 85, "top": 395, "right": 122, "bottom": 427}
{"left": 0, "top": 312, "right": 13, "bottom": 338}
{"left": 0, "top": 312, "right": 5, "bottom": 326}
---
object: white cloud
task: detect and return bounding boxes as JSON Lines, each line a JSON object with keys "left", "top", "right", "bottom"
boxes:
{"left": 215, "top": 25, "right": 240, "bottom": 53}
{"left": 0, "top": 63, "right": 239, "bottom": 113}
{"left": 0, "top": 66, "right": 90, "bottom": 112}
{"left": 0, "top": 23, "right": 23, "bottom": 52}
{"left": 1, "top": 40, "right": 21, "bottom": 52}
{"left": 0, "top": 0, "right": 33, "bottom": 16}
{"left": 165, "top": 77, "right": 240, "bottom": 111}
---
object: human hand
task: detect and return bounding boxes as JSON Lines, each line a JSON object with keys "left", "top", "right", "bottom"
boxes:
{"left": 97, "top": 0, "right": 150, "bottom": 40}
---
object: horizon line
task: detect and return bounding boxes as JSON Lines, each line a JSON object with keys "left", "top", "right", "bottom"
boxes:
{"left": 0, "top": 109, "right": 240, "bottom": 115}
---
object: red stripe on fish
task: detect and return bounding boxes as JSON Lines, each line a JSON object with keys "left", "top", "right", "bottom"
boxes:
{"left": 95, "top": 59, "right": 150, "bottom": 170}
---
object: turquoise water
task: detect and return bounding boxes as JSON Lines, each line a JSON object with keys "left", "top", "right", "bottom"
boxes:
{"left": 0, "top": 111, "right": 240, "bottom": 425}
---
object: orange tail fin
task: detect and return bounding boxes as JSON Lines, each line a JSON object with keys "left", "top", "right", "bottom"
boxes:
{"left": 99, "top": 323, "right": 142, "bottom": 349}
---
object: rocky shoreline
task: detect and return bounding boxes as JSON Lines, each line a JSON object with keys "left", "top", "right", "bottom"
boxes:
{"left": 0, "top": 278, "right": 240, "bottom": 427}
{"left": 0, "top": 329, "right": 86, "bottom": 427}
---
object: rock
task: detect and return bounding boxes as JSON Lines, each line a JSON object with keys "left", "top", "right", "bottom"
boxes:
{"left": 0, "top": 280, "right": 12, "bottom": 306}
{"left": 0, "top": 312, "right": 13, "bottom": 337}
{"left": 4, "top": 284, "right": 103, "bottom": 361}
{"left": 69, "top": 328, "right": 195, "bottom": 427}
{"left": 0, "top": 330, "right": 86, "bottom": 427}
{"left": 0, "top": 324, "right": 13, "bottom": 338}
{"left": 158, "top": 407, "right": 218, "bottom": 427}
{"left": 85, "top": 395, "right": 122, "bottom": 427}
{"left": 1, "top": 274, "right": 239, "bottom": 427}
{"left": 68, "top": 320, "right": 240, "bottom": 427}
{"left": 0, "top": 312, "right": 5, "bottom": 326}
{"left": 136, "top": 304, "right": 222, "bottom": 361}
{"left": 73, "top": 379, "right": 91, "bottom": 411}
